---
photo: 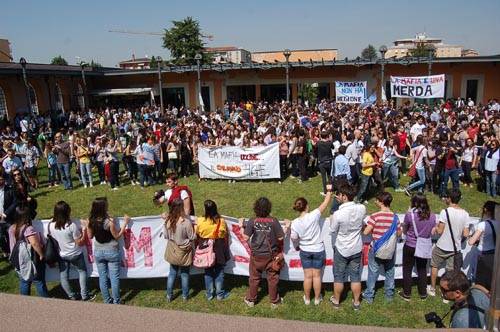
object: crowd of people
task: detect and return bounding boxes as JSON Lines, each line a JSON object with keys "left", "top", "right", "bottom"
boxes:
{"left": 0, "top": 97, "right": 498, "bottom": 200}
{"left": 0, "top": 96, "right": 499, "bottom": 330}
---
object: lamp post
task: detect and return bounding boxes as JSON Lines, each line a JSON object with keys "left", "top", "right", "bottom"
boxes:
{"left": 283, "top": 49, "right": 291, "bottom": 103}
{"left": 80, "top": 61, "right": 88, "bottom": 110}
{"left": 379, "top": 45, "right": 388, "bottom": 101}
{"left": 19, "top": 57, "right": 32, "bottom": 114}
{"left": 195, "top": 53, "right": 202, "bottom": 109}
{"left": 427, "top": 45, "right": 435, "bottom": 76}
{"left": 156, "top": 56, "right": 164, "bottom": 112}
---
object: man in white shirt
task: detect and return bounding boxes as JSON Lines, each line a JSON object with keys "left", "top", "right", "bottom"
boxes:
{"left": 328, "top": 184, "right": 366, "bottom": 310}
{"left": 155, "top": 173, "right": 193, "bottom": 216}
{"left": 428, "top": 189, "right": 470, "bottom": 296}
{"left": 410, "top": 116, "right": 426, "bottom": 142}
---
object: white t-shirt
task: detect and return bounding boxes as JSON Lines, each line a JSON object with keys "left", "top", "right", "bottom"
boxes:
{"left": 410, "top": 123, "right": 426, "bottom": 141}
{"left": 330, "top": 202, "right": 366, "bottom": 257}
{"left": 476, "top": 219, "right": 498, "bottom": 252}
{"left": 412, "top": 145, "right": 427, "bottom": 169}
{"left": 164, "top": 189, "right": 188, "bottom": 202}
{"left": 436, "top": 207, "right": 471, "bottom": 252}
{"left": 290, "top": 209, "right": 324, "bottom": 252}
{"left": 48, "top": 221, "right": 83, "bottom": 258}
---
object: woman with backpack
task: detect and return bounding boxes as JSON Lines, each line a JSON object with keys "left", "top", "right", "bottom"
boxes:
{"left": 8, "top": 205, "right": 48, "bottom": 297}
{"left": 163, "top": 198, "right": 196, "bottom": 302}
{"left": 83, "top": 197, "right": 129, "bottom": 304}
{"left": 239, "top": 197, "right": 287, "bottom": 308}
{"left": 195, "top": 200, "right": 230, "bottom": 301}
{"left": 399, "top": 193, "right": 435, "bottom": 301}
{"left": 48, "top": 201, "right": 93, "bottom": 301}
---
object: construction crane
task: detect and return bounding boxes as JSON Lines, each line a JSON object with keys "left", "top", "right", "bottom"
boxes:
{"left": 108, "top": 29, "right": 214, "bottom": 40}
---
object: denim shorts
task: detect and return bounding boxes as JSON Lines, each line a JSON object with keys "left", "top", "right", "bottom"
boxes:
{"left": 299, "top": 250, "right": 326, "bottom": 269}
{"left": 333, "top": 249, "right": 362, "bottom": 283}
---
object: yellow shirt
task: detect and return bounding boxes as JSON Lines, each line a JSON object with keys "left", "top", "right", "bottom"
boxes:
{"left": 196, "top": 217, "right": 227, "bottom": 239}
{"left": 361, "top": 151, "right": 374, "bottom": 176}
{"left": 77, "top": 146, "right": 91, "bottom": 164}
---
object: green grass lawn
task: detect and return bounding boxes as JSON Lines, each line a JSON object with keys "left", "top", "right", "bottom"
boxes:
{"left": 1, "top": 163, "right": 497, "bottom": 328}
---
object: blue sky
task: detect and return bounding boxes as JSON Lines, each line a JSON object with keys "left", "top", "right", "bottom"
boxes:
{"left": 1, "top": 0, "right": 499, "bottom": 67}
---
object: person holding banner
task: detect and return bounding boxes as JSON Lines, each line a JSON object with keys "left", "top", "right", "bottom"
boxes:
{"left": 289, "top": 184, "right": 333, "bottom": 305}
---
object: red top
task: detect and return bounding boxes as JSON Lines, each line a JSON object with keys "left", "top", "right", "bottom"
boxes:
{"left": 367, "top": 211, "right": 400, "bottom": 241}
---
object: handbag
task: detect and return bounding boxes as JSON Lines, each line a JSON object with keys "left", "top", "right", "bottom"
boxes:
{"left": 445, "top": 208, "right": 463, "bottom": 271}
{"left": 407, "top": 147, "right": 424, "bottom": 178}
{"left": 193, "top": 219, "right": 221, "bottom": 269}
{"left": 373, "top": 214, "right": 399, "bottom": 260}
{"left": 410, "top": 211, "right": 432, "bottom": 259}
{"left": 164, "top": 220, "right": 193, "bottom": 267}
{"left": 44, "top": 222, "right": 61, "bottom": 265}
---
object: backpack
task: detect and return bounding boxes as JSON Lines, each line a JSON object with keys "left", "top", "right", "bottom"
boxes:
{"left": 193, "top": 219, "right": 221, "bottom": 269}
{"left": 9, "top": 226, "right": 38, "bottom": 282}
{"left": 44, "top": 222, "right": 61, "bottom": 265}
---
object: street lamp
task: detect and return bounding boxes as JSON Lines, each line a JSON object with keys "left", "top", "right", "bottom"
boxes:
{"left": 19, "top": 57, "right": 32, "bottom": 114}
{"left": 379, "top": 45, "right": 388, "bottom": 101}
{"left": 80, "top": 61, "right": 88, "bottom": 110}
{"left": 156, "top": 56, "right": 164, "bottom": 112}
{"left": 427, "top": 45, "right": 436, "bottom": 76}
{"left": 195, "top": 53, "right": 202, "bottom": 110}
{"left": 283, "top": 49, "right": 291, "bottom": 103}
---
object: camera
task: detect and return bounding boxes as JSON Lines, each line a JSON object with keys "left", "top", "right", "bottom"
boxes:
{"left": 153, "top": 190, "right": 165, "bottom": 203}
{"left": 425, "top": 312, "right": 445, "bottom": 328}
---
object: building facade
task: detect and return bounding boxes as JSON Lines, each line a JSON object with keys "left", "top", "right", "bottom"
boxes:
{"left": 0, "top": 39, "right": 13, "bottom": 62}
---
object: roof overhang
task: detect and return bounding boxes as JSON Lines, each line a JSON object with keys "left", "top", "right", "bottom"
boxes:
{"left": 89, "top": 88, "right": 153, "bottom": 96}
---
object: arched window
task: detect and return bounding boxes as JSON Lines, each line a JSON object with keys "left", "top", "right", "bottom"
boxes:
{"left": 28, "top": 84, "right": 39, "bottom": 114}
{"left": 0, "top": 87, "right": 7, "bottom": 119}
{"left": 55, "top": 83, "right": 64, "bottom": 112}
{"left": 77, "top": 84, "right": 85, "bottom": 110}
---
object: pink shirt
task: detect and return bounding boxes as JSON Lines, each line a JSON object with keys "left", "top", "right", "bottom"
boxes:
{"left": 8, "top": 225, "right": 40, "bottom": 252}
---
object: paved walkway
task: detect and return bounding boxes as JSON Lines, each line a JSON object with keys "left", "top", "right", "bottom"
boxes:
{"left": 0, "top": 293, "right": 475, "bottom": 331}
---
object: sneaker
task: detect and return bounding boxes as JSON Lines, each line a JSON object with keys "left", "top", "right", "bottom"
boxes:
{"left": 84, "top": 185, "right": 88, "bottom": 188}
{"left": 329, "top": 296, "right": 340, "bottom": 309}
{"left": 166, "top": 295, "right": 172, "bottom": 302}
{"left": 363, "top": 200, "right": 369, "bottom": 205}
{"left": 100, "top": 181, "right": 106, "bottom": 185}
{"left": 82, "top": 294, "right": 96, "bottom": 302}
{"left": 404, "top": 187, "right": 411, "bottom": 197}
{"left": 352, "top": 300, "right": 361, "bottom": 311}
{"left": 68, "top": 296, "right": 78, "bottom": 301}
{"left": 427, "top": 286, "right": 436, "bottom": 297}
{"left": 395, "top": 188, "right": 405, "bottom": 193}
{"left": 131, "top": 181, "right": 136, "bottom": 186}
{"left": 314, "top": 295, "right": 323, "bottom": 306}
{"left": 362, "top": 294, "right": 373, "bottom": 304}
{"left": 89, "top": 183, "right": 93, "bottom": 187}
{"left": 271, "top": 297, "right": 284, "bottom": 309}
{"left": 303, "top": 295, "right": 311, "bottom": 305}
{"left": 398, "top": 291, "right": 411, "bottom": 302}
{"left": 206, "top": 295, "right": 214, "bottom": 301}
{"left": 216, "top": 291, "right": 231, "bottom": 301}
{"left": 112, "top": 187, "right": 118, "bottom": 191}
{"left": 244, "top": 298, "right": 255, "bottom": 308}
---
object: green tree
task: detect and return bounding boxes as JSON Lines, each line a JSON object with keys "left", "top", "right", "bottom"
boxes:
{"left": 410, "top": 44, "right": 436, "bottom": 58}
{"left": 90, "top": 60, "right": 102, "bottom": 68}
{"left": 51, "top": 55, "right": 68, "bottom": 66}
{"left": 162, "top": 17, "right": 208, "bottom": 65}
{"left": 361, "top": 45, "right": 378, "bottom": 60}
{"left": 298, "top": 83, "right": 319, "bottom": 104}
{"left": 149, "top": 56, "right": 158, "bottom": 69}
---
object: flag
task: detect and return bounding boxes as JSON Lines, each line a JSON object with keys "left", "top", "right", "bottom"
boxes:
{"left": 360, "top": 92, "right": 377, "bottom": 109}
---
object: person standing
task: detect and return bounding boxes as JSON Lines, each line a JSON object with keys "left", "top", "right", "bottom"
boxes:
{"left": 428, "top": 189, "right": 470, "bottom": 297}
{"left": 483, "top": 139, "right": 499, "bottom": 198}
{"left": 76, "top": 138, "right": 93, "bottom": 188}
{"left": 84, "top": 197, "right": 129, "bottom": 304}
{"left": 400, "top": 193, "right": 435, "bottom": 301}
{"left": 362, "top": 192, "right": 402, "bottom": 303}
{"left": 329, "top": 184, "right": 366, "bottom": 310}
{"left": 289, "top": 184, "right": 332, "bottom": 305}
{"left": 404, "top": 135, "right": 427, "bottom": 195}
{"left": 355, "top": 144, "right": 378, "bottom": 203}
{"left": 53, "top": 132, "right": 73, "bottom": 190}
{"left": 105, "top": 139, "right": 120, "bottom": 191}
{"left": 156, "top": 173, "right": 194, "bottom": 216}
{"left": 316, "top": 132, "right": 334, "bottom": 195}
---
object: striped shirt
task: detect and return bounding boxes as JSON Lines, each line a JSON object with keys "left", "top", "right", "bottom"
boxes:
{"left": 366, "top": 211, "right": 400, "bottom": 241}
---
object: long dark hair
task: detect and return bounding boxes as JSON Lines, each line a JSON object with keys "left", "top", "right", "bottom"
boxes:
{"left": 14, "top": 205, "right": 32, "bottom": 240}
{"left": 166, "top": 198, "right": 185, "bottom": 234}
{"left": 53, "top": 201, "right": 71, "bottom": 230}
{"left": 203, "top": 200, "right": 220, "bottom": 224}
{"left": 411, "top": 193, "right": 431, "bottom": 220}
{"left": 482, "top": 201, "right": 497, "bottom": 221}
{"left": 89, "top": 197, "right": 109, "bottom": 232}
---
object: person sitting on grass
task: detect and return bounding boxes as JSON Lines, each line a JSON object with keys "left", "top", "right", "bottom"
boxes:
{"left": 288, "top": 184, "right": 333, "bottom": 306}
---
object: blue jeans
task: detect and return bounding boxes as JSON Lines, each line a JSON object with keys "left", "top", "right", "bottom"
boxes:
{"left": 79, "top": 162, "right": 93, "bottom": 186}
{"left": 363, "top": 249, "right": 396, "bottom": 301}
{"left": 138, "top": 164, "right": 151, "bottom": 187}
{"left": 48, "top": 164, "right": 60, "bottom": 185}
{"left": 356, "top": 174, "right": 371, "bottom": 202}
{"left": 59, "top": 253, "right": 89, "bottom": 299}
{"left": 485, "top": 170, "right": 497, "bottom": 197}
{"left": 19, "top": 260, "right": 49, "bottom": 297}
{"left": 57, "top": 162, "right": 72, "bottom": 189}
{"left": 407, "top": 167, "right": 426, "bottom": 192}
{"left": 166, "top": 265, "right": 190, "bottom": 299}
{"left": 383, "top": 163, "right": 400, "bottom": 189}
{"left": 204, "top": 264, "right": 225, "bottom": 299}
{"left": 94, "top": 249, "right": 121, "bottom": 304}
{"left": 440, "top": 168, "right": 460, "bottom": 196}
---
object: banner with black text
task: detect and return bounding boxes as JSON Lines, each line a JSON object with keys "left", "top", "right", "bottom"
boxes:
{"left": 390, "top": 74, "right": 445, "bottom": 99}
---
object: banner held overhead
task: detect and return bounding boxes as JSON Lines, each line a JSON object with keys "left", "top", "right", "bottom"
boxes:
{"left": 335, "top": 81, "right": 367, "bottom": 104}
{"left": 390, "top": 74, "right": 445, "bottom": 99}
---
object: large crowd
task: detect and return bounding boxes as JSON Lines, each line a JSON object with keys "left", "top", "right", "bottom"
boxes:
{"left": 0, "top": 97, "right": 499, "bottom": 330}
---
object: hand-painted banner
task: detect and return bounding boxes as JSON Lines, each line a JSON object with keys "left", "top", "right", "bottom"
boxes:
{"left": 335, "top": 81, "right": 367, "bottom": 104}
{"left": 390, "top": 74, "right": 445, "bottom": 99}
{"left": 198, "top": 143, "right": 280, "bottom": 180}
{"left": 36, "top": 214, "right": 481, "bottom": 283}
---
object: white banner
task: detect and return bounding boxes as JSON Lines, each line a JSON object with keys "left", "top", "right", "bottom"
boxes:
{"left": 198, "top": 143, "right": 280, "bottom": 180}
{"left": 390, "top": 74, "right": 445, "bottom": 99}
{"left": 36, "top": 214, "right": 481, "bottom": 283}
{"left": 335, "top": 81, "right": 367, "bottom": 104}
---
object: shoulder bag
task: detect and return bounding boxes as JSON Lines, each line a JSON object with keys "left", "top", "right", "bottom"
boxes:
{"left": 445, "top": 208, "right": 463, "bottom": 271}
{"left": 408, "top": 147, "right": 424, "bottom": 178}
{"left": 164, "top": 219, "right": 193, "bottom": 267}
{"left": 44, "top": 222, "right": 61, "bottom": 266}
{"left": 193, "top": 219, "right": 221, "bottom": 269}
{"left": 410, "top": 212, "right": 432, "bottom": 259}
